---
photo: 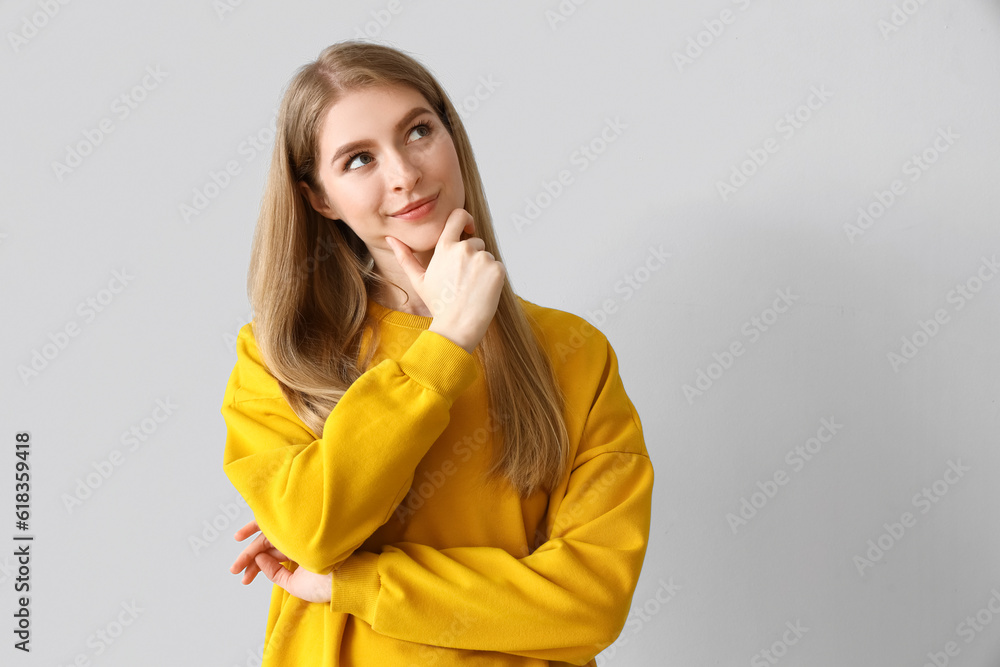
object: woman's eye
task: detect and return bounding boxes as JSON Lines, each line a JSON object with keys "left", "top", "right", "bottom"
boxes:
{"left": 345, "top": 153, "right": 372, "bottom": 171}
{"left": 409, "top": 123, "right": 431, "bottom": 141}
{"left": 344, "top": 123, "right": 431, "bottom": 172}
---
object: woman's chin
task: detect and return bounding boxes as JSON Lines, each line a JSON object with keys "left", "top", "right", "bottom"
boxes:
{"left": 397, "top": 221, "right": 445, "bottom": 246}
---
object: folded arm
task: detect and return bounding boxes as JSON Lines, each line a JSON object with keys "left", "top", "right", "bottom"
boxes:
{"left": 329, "top": 339, "right": 654, "bottom": 666}
{"left": 221, "top": 327, "right": 478, "bottom": 575}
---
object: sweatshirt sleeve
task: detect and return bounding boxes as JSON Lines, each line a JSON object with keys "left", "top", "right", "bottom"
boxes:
{"left": 220, "top": 326, "right": 478, "bottom": 575}
{"left": 328, "top": 339, "right": 654, "bottom": 665}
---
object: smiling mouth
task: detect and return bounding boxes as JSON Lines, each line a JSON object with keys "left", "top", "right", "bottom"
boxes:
{"left": 390, "top": 194, "right": 438, "bottom": 220}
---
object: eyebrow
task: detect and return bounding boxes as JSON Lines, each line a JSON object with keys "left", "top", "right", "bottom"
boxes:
{"left": 330, "top": 106, "right": 434, "bottom": 166}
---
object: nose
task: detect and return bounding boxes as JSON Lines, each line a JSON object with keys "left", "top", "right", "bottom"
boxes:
{"left": 385, "top": 148, "right": 421, "bottom": 191}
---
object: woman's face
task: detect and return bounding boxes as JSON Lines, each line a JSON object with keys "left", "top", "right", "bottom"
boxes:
{"left": 303, "top": 83, "right": 465, "bottom": 260}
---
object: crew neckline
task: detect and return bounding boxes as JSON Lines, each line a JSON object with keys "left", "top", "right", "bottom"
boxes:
{"left": 367, "top": 296, "right": 433, "bottom": 330}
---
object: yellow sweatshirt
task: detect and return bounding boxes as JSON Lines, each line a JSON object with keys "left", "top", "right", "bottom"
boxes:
{"left": 220, "top": 294, "right": 654, "bottom": 667}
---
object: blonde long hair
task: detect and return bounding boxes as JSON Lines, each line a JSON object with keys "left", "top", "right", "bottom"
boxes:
{"left": 246, "top": 41, "right": 569, "bottom": 498}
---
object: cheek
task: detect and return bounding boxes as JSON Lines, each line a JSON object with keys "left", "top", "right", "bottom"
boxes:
{"left": 449, "top": 154, "right": 465, "bottom": 200}
{"left": 431, "top": 137, "right": 459, "bottom": 169}
{"left": 333, "top": 184, "right": 379, "bottom": 215}
{"left": 439, "top": 147, "right": 463, "bottom": 185}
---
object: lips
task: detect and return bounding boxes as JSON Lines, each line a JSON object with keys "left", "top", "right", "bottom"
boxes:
{"left": 391, "top": 194, "right": 437, "bottom": 217}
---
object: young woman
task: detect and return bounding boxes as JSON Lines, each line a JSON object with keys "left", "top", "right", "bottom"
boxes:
{"left": 220, "top": 40, "right": 654, "bottom": 667}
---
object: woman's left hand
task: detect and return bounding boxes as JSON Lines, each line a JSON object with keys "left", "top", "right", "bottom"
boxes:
{"left": 230, "top": 518, "right": 332, "bottom": 604}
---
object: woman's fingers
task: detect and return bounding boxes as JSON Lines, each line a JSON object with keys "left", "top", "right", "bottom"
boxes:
{"left": 232, "top": 534, "right": 290, "bottom": 580}
{"left": 241, "top": 559, "right": 261, "bottom": 584}
{"left": 230, "top": 532, "right": 270, "bottom": 573}
{"left": 233, "top": 518, "right": 259, "bottom": 541}
{"left": 229, "top": 517, "right": 293, "bottom": 584}
{"left": 253, "top": 553, "right": 333, "bottom": 603}
{"left": 229, "top": 532, "right": 267, "bottom": 573}
{"left": 239, "top": 547, "right": 289, "bottom": 584}
{"left": 254, "top": 553, "right": 293, "bottom": 591}
{"left": 227, "top": 514, "right": 333, "bottom": 602}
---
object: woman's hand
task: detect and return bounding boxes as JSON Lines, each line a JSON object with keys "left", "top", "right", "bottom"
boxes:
{"left": 229, "top": 518, "right": 286, "bottom": 583}
{"left": 386, "top": 208, "right": 505, "bottom": 354}
{"left": 230, "top": 518, "right": 332, "bottom": 604}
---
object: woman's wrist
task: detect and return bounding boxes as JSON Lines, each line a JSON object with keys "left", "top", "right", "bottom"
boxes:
{"left": 428, "top": 321, "right": 475, "bottom": 354}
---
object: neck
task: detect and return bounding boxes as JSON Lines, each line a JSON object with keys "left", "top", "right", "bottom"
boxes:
{"left": 370, "top": 282, "right": 432, "bottom": 317}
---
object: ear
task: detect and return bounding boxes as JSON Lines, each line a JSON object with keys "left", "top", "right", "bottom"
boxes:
{"left": 298, "top": 181, "right": 339, "bottom": 220}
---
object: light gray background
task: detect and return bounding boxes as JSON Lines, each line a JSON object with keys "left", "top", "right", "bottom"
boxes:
{"left": 2, "top": 1, "right": 999, "bottom": 665}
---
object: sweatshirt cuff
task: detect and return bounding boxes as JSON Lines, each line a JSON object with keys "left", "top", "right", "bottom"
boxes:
{"left": 330, "top": 551, "right": 381, "bottom": 625}
{"left": 397, "top": 329, "right": 478, "bottom": 401}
